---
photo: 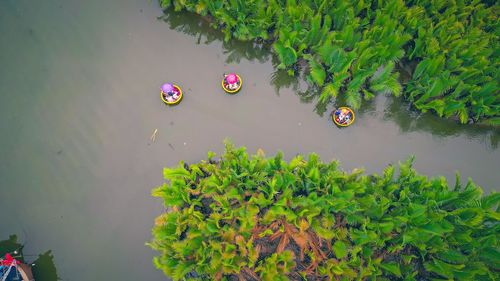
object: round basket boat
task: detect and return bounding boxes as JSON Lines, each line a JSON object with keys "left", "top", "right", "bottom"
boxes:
{"left": 0, "top": 262, "right": 33, "bottom": 281}
{"left": 160, "top": 84, "right": 183, "bottom": 105}
{"left": 332, "top": 107, "right": 355, "bottom": 127}
{"left": 222, "top": 74, "right": 243, "bottom": 94}
{"left": 17, "top": 263, "right": 34, "bottom": 281}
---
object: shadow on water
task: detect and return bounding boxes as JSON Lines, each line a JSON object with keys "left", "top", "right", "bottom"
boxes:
{"left": 384, "top": 96, "right": 500, "bottom": 148}
{"left": 294, "top": 79, "right": 498, "bottom": 148}
{"left": 32, "top": 251, "right": 59, "bottom": 281}
{"left": 158, "top": 8, "right": 270, "bottom": 64}
{"left": 294, "top": 79, "right": 378, "bottom": 119}
{"left": 157, "top": 8, "right": 499, "bottom": 147}
{"left": 1, "top": 235, "right": 59, "bottom": 281}
{"left": 270, "top": 68, "right": 302, "bottom": 96}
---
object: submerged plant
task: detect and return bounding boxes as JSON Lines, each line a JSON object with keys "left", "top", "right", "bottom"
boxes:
{"left": 158, "top": 0, "right": 499, "bottom": 125}
{"left": 150, "top": 143, "right": 499, "bottom": 280}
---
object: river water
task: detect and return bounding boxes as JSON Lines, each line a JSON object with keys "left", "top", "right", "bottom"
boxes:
{"left": 0, "top": 0, "right": 498, "bottom": 280}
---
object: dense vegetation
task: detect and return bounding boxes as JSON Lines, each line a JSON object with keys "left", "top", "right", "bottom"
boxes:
{"left": 150, "top": 143, "right": 500, "bottom": 280}
{"left": 159, "top": 0, "right": 499, "bottom": 125}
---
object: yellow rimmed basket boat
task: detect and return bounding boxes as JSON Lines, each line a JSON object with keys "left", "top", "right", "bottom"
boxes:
{"left": 222, "top": 74, "right": 243, "bottom": 94}
{"left": 332, "top": 107, "right": 355, "bottom": 127}
{"left": 160, "top": 84, "right": 183, "bottom": 105}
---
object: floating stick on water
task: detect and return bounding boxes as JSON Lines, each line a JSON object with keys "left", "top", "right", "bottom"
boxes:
{"left": 151, "top": 129, "right": 158, "bottom": 142}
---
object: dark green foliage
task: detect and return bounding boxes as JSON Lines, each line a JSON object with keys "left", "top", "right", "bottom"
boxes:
{"left": 158, "top": 0, "right": 499, "bottom": 124}
{"left": 404, "top": 0, "right": 499, "bottom": 124}
{"left": 31, "top": 251, "right": 59, "bottom": 281}
{"left": 0, "top": 235, "right": 23, "bottom": 260}
{"left": 150, "top": 143, "right": 499, "bottom": 280}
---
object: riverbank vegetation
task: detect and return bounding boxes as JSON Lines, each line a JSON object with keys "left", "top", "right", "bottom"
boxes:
{"left": 150, "top": 143, "right": 499, "bottom": 280}
{"left": 159, "top": 0, "right": 499, "bottom": 125}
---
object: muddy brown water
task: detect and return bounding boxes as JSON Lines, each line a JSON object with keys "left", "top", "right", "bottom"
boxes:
{"left": 0, "top": 0, "right": 498, "bottom": 280}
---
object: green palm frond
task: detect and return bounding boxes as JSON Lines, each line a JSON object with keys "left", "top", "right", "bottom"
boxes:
{"left": 319, "top": 82, "right": 338, "bottom": 103}
{"left": 308, "top": 58, "right": 326, "bottom": 87}
{"left": 273, "top": 42, "right": 297, "bottom": 68}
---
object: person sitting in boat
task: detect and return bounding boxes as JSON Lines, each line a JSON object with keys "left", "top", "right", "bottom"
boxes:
{"left": 335, "top": 108, "right": 351, "bottom": 124}
{"left": 335, "top": 109, "right": 345, "bottom": 124}
{"left": 344, "top": 114, "right": 351, "bottom": 124}
{"left": 161, "top": 83, "right": 180, "bottom": 102}
{"left": 224, "top": 73, "right": 240, "bottom": 90}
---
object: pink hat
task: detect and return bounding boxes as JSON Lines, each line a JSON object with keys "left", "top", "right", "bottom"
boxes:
{"left": 226, "top": 73, "right": 238, "bottom": 84}
{"left": 161, "top": 83, "right": 174, "bottom": 93}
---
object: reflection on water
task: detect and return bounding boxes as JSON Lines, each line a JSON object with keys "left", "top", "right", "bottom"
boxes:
{"left": 270, "top": 68, "right": 302, "bottom": 96}
{"left": 0, "top": 235, "right": 59, "bottom": 281}
{"left": 384, "top": 96, "right": 500, "bottom": 148}
{"left": 158, "top": 9, "right": 270, "bottom": 64}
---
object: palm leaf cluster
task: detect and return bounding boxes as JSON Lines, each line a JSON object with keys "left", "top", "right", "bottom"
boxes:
{"left": 150, "top": 143, "right": 499, "bottom": 280}
{"left": 159, "top": 0, "right": 499, "bottom": 124}
{"left": 404, "top": 0, "right": 499, "bottom": 124}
